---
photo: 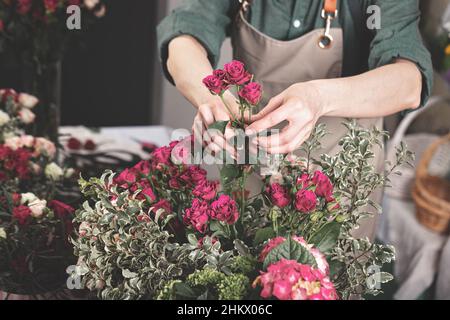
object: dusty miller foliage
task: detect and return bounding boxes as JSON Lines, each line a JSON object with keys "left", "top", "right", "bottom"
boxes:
{"left": 308, "top": 120, "right": 413, "bottom": 298}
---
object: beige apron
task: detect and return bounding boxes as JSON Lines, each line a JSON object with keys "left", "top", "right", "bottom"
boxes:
{"left": 232, "top": 0, "right": 384, "bottom": 240}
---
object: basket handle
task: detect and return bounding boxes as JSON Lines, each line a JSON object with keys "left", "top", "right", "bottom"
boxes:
{"left": 416, "top": 133, "right": 450, "bottom": 178}
{"left": 387, "top": 96, "right": 447, "bottom": 161}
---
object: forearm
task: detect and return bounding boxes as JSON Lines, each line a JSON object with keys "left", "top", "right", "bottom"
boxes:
{"left": 167, "top": 35, "right": 215, "bottom": 108}
{"left": 313, "top": 59, "right": 423, "bottom": 118}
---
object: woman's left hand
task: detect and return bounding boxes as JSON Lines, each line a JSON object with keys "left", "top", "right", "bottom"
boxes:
{"left": 245, "top": 82, "right": 325, "bottom": 154}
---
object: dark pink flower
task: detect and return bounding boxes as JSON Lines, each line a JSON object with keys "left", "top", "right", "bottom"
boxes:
{"left": 184, "top": 199, "right": 211, "bottom": 233}
{"left": 202, "top": 75, "right": 224, "bottom": 95}
{"left": 312, "top": 171, "right": 334, "bottom": 200}
{"left": 137, "top": 187, "right": 156, "bottom": 203}
{"left": 0, "top": 20, "right": 4, "bottom": 33}
{"left": 115, "top": 168, "right": 137, "bottom": 186}
{"left": 210, "top": 195, "right": 239, "bottom": 224}
{"left": 152, "top": 145, "right": 173, "bottom": 167}
{"left": 180, "top": 166, "right": 207, "bottom": 186}
{"left": 296, "top": 173, "right": 311, "bottom": 189}
{"left": 266, "top": 183, "right": 290, "bottom": 208}
{"left": 193, "top": 180, "right": 218, "bottom": 201}
{"left": 224, "top": 60, "right": 252, "bottom": 85}
{"left": 44, "top": 0, "right": 58, "bottom": 13}
{"left": 133, "top": 160, "right": 151, "bottom": 175}
{"left": 17, "top": 0, "right": 32, "bottom": 15}
{"left": 295, "top": 189, "right": 317, "bottom": 213}
{"left": 238, "top": 82, "right": 262, "bottom": 105}
{"left": 151, "top": 199, "right": 172, "bottom": 215}
{"left": 49, "top": 200, "right": 75, "bottom": 218}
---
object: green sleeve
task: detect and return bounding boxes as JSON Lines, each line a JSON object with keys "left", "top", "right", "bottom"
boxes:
{"left": 157, "top": 0, "right": 232, "bottom": 84}
{"left": 367, "top": 0, "right": 433, "bottom": 108}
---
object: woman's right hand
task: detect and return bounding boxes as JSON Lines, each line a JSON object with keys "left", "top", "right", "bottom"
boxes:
{"left": 192, "top": 91, "right": 240, "bottom": 159}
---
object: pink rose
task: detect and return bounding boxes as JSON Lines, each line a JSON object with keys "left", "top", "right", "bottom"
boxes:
{"left": 171, "top": 138, "right": 193, "bottom": 165}
{"left": 296, "top": 173, "right": 311, "bottom": 189}
{"left": 184, "top": 198, "right": 211, "bottom": 233}
{"left": 132, "top": 160, "right": 150, "bottom": 175}
{"left": 202, "top": 75, "right": 224, "bottom": 95}
{"left": 238, "top": 82, "right": 262, "bottom": 105}
{"left": 115, "top": 168, "right": 137, "bottom": 186}
{"left": 152, "top": 146, "right": 172, "bottom": 167}
{"left": 180, "top": 166, "right": 207, "bottom": 186}
{"left": 137, "top": 187, "right": 156, "bottom": 203}
{"left": 224, "top": 60, "right": 252, "bottom": 85}
{"left": 295, "top": 189, "right": 317, "bottom": 213}
{"left": 210, "top": 195, "right": 239, "bottom": 224}
{"left": 312, "top": 171, "right": 334, "bottom": 200}
{"left": 193, "top": 180, "right": 218, "bottom": 201}
{"left": 34, "top": 137, "right": 56, "bottom": 158}
{"left": 266, "top": 183, "right": 290, "bottom": 208}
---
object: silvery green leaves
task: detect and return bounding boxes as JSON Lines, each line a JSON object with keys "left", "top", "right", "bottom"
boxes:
{"left": 71, "top": 172, "right": 196, "bottom": 300}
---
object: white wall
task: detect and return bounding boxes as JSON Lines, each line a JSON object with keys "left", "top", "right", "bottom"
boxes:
{"left": 159, "top": 0, "right": 233, "bottom": 130}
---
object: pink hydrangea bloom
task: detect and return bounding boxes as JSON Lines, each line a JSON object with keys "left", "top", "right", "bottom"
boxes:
{"left": 253, "top": 259, "right": 338, "bottom": 300}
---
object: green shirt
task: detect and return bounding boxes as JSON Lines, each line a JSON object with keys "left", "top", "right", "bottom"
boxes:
{"left": 157, "top": 0, "right": 433, "bottom": 107}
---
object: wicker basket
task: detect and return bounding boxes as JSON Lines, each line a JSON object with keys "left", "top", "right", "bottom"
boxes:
{"left": 412, "top": 133, "right": 450, "bottom": 233}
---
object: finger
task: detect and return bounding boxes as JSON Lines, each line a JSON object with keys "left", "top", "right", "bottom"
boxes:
{"left": 245, "top": 102, "right": 292, "bottom": 135}
{"left": 193, "top": 115, "right": 206, "bottom": 145}
{"left": 247, "top": 94, "right": 284, "bottom": 123}
{"left": 210, "top": 134, "right": 237, "bottom": 160}
{"left": 265, "top": 124, "right": 313, "bottom": 154}
{"left": 258, "top": 115, "right": 313, "bottom": 148}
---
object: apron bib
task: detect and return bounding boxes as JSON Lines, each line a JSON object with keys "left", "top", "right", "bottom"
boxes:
{"left": 231, "top": 0, "right": 384, "bottom": 240}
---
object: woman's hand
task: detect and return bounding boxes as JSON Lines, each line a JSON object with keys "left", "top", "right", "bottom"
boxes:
{"left": 192, "top": 91, "right": 240, "bottom": 158}
{"left": 245, "top": 82, "right": 325, "bottom": 154}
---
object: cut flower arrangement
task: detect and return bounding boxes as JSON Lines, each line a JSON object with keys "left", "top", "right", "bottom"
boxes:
{"left": 0, "top": 89, "right": 77, "bottom": 296}
{"left": 71, "top": 61, "right": 414, "bottom": 300}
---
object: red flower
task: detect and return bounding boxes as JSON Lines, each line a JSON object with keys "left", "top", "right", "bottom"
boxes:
{"left": 84, "top": 139, "right": 97, "bottom": 151}
{"left": 184, "top": 199, "right": 211, "bottom": 233}
{"left": 133, "top": 160, "right": 151, "bottom": 175}
{"left": 193, "top": 180, "right": 218, "bottom": 201}
{"left": 137, "top": 187, "right": 157, "bottom": 203}
{"left": 296, "top": 173, "right": 311, "bottom": 189}
{"left": 210, "top": 195, "right": 239, "bottom": 224}
{"left": 224, "top": 60, "right": 252, "bottom": 85}
{"left": 44, "top": 0, "right": 58, "bottom": 13}
{"left": 294, "top": 189, "right": 317, "bottom": 213}
{"left": 239, "top": 82, "right": 262, "bottom": 105}
{"left": 202, "top": 75, "right": 224, "bottom": 95}
{"left": 312, "top": 171, "right": 334, "bottom": 200}
{"left": 13, "top": 205, "right": 32, "bottom": 225}
{"left": 67, "top": 137, "right": 82, "bottom": 150}
{"left": 0, "top": 19, "right": 4, "bottom": 32}
{"left": 49, "top": 200, "right": 75, "bottom": 218}
{"left": 180, "top": 166, "right": 207, "bottom": 186}
{"left": 17, "top": 0, "right": 32, "bottom": 15}
{"left": 266, "top": 183, "right": 291, "bottom": 208}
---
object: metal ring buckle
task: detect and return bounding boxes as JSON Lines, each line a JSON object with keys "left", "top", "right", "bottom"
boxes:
{"left": 239, "top": 0, "right": 250, "bottom": 12}
{"left": 318, "top": 9, "right": 338, "bottom": 49}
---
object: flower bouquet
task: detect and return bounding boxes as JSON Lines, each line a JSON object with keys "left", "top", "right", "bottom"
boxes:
{"left": 0, "top": 88, "right": 78, "bottom": 296}
{"left": 0, "top": 0, "right": 106, "bottom": 141}
{"left": 71, "top": 61, "right": 413, "bottom": 300}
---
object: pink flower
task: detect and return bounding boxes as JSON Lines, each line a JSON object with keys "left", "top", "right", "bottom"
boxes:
{"left": 49, "top": 200, "right": 75, "bottom": 218}
{"left": 296, "top": 173, "right": 311, "bottom": 189}
{"left": 152, "top": 145, "right": 173, "bottom": 167}
{"left": 223, "top": 60, "right": 252, "bottom": 85}
{"left": 253, "top": 259, "right": 338, "bottom": 300}
{"left": 295, "top": 189, "right": 317, "bottom": 213}
{"left": 266, "top": 183, "right": 290, "bottom": 208}
{"left": 137, "top": 187, "right": 156, "bottom": 203}
{"left": 152, "top": 199, "right": 172, "bottom": 215}
{"left": 210, "top": 194, "right": 239, "bottom": 224}
{"left": 171, "top": 137, "right": 193, "bottom": 165}
{"left": 312, "top": 171, "right": 334, "bottom": 200}
{"left": 0, "top": 20, "right": 4, "bottom": 33}
{"left": 259, "top": 237, "right": 286, "bottom": 262}
{"left": 193, "top": 180, "right": 218, "bottom": 201}
{"left": 180, "top": 166, "right": 207, "bottom": 186}
{"left": 238, "top": 82, "right": 262, "bottom": 105}
{"left": 13, "top": 205, "right": 32, "bottom": 225}
{"left": 132, "top": 160, "right": 151, "bottom": 175}
{"left": 202, "top": 75, "right": 224, "bottom": 95}
{"left": 184, "top": 199, "right": 211, "bottom": 233}
{"left": 115, "top": 168, "right": 137, "bottom": 186}
{"left": 34, "top": 137, "right": 56, "bottom": 158}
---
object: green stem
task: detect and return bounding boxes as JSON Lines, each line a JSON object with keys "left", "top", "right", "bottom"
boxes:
{"left": 219, "top": 94, "right": 237, "bottom": 123}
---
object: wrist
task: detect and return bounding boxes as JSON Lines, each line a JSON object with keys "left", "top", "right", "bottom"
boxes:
{"left": 307, "top": 80, "right": 332, "bottom": 117}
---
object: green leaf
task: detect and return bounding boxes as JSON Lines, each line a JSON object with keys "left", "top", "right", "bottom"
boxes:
{"left": 253, "top": 227, "right": 276, "bottom": 246}
{"left": 122, "top": 269, "right": 138, "bottom": 278}
{"left": 173, "top": 282, "right": 198, "bottom": 299}
{"left": 234, "top": 239, "right": 250, "bottom": 257}
{"left": 263, "top": 237, "right": 316, "bottom": 269}
{"left": 208, "top": 120, "right": 229, "bottom": 134}
{"left": 309, "top": 222, "right": 341, "bottom": 253}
